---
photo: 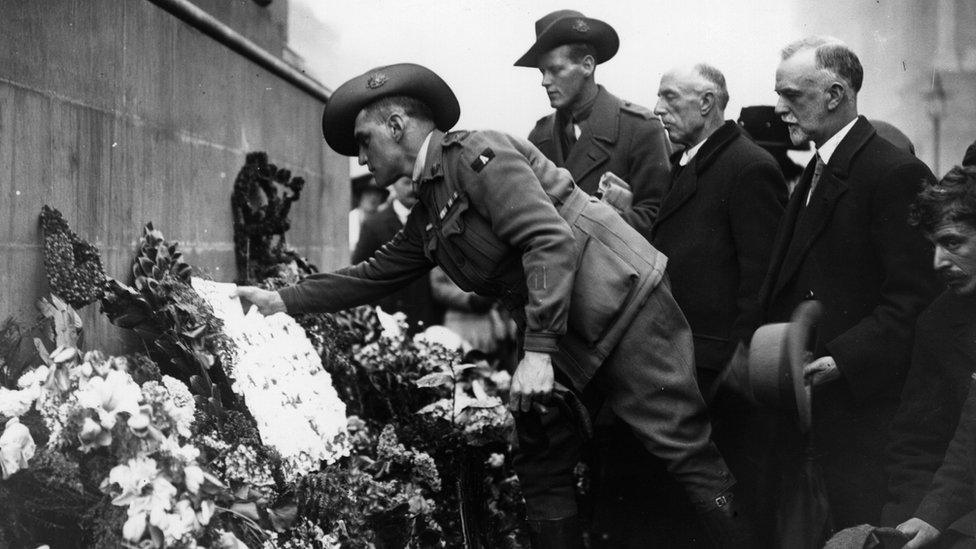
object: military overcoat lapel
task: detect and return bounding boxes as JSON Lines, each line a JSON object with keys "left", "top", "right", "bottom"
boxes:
{"left": 563, "top": 87, "right": 618, "bottom": 186}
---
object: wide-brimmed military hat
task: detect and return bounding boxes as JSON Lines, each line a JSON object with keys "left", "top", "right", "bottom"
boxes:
{"left": 738, "top": 105, "right": 810, "bottom": 151}
{"left": 514, "top": 10, "right": 619, "bottom": 68}
{"left": 321, "top": 63, "right": 460, "bottom": 156}
{"left": 718, "top": 300, "right": 823, "bottom": 432}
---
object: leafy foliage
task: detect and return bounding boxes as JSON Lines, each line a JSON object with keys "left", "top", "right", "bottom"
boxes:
{"left": 231, "top": 152, "right": 315, "bottom": 285}
{"left": 39, "top": 206, "right": 107, "bottom": 309}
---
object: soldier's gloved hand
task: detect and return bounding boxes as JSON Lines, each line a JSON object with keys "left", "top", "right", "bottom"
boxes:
{"left": 232, "top": 286, "right": 287, "bottom": 316}
{"left": 509, "top": 351, "right": 554, "bottom": 414}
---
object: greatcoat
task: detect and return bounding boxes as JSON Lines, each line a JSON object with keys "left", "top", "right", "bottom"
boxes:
{"left": 528, "top": 86, "right": 671, "bottom": 240}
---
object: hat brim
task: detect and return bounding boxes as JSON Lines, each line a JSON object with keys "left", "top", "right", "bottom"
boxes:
{"left": 745, "top": 300, "right": 822, "bottom": 431}
{"left": 786, "top": 301, "right": 822, "bottom": 431}
{"left": 514, "top": 17, "right": 619, "bottom": 67}
{"left": 321, "top": 63, "right": 460, "bottom": 157}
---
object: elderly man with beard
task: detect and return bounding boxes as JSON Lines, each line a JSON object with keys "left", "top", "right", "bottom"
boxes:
{"left": 234, "top": 63, "right": 750, "bottom": 549}
{"left": 760, "top": 36, "right": 940, "bottom": 530}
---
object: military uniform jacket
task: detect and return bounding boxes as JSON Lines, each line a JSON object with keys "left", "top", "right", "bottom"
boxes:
{"left": 279, "top": 129, "right": 668, "bottom": 390}
{"left": 651, "top": 121, "right": 786, "bottom": 372}
{"left": 528, "top": 86, "right": 671, "bottom": 240}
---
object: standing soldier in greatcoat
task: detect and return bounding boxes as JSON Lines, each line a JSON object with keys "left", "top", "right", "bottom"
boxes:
{"left": 516, "top": 9, "right": 672, "bottom": 240}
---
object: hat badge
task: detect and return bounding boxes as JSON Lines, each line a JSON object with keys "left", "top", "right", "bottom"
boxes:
{"left": 366, "top": 72, "right": 388, "bottom": 89}
{"left": 572, "top": 19, "right": 589, "bottom": 33}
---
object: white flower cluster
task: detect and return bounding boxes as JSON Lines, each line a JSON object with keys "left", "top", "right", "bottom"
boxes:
{"left": 191, "top": 278, "right": 350, "bottom": 481}
{"left": 103, "top": 439, "right": 223, "bottom": 547}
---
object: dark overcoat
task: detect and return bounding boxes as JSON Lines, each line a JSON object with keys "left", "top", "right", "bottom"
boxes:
{"left": 883, "top": 291, "right": 976, "bottom": 531}
{"left": 351, "top": 205, "right": 442, "bottom": 333}
{"left": 528, "top": 86, "right": 671, "bottom": 240}
{"left": 759, "top": 116, "right": 941, "bottom": 527}
{"left": 651, "top": 120, "right": 786, "bottom": 373}
{"left": 914, "top": 378, "right": 976, "bottom": 536}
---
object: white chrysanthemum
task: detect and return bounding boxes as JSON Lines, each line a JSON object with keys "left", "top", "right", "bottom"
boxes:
{"left": 161, "top": 376, "right": 193, "bottom": 408}
{"left": 160, "top": 376, "right": 195, "bottom": 437}
{"left": 191, "top": 278, "right": 350, "bottom": 481}
{"left": 0, "top": 386, "right": 39, "bottom": 418}
{"left": 17, "top": 366, "right": 49, "bottom": 390}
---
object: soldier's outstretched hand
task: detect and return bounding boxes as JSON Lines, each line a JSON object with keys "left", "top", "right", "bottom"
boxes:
{"left": 232, "top": 286, "right": 287, "bottom": 316}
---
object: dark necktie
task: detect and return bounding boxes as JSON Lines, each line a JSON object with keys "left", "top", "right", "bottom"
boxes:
{"left": 560, "top": 113, "right": 577, "bottom": 154}
{"left": 805, "top": 154, "right": 825, "bottom": 206}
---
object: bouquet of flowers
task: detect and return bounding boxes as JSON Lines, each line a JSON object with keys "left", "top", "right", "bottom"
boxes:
{"left": 190, "top": 278, "right": 349, "bottom": 481}
{"left": 1, "top": 182, "right": 530, "bottom": 547}
{"left": 0, "top": 296, "right": 226, "bottom": 548}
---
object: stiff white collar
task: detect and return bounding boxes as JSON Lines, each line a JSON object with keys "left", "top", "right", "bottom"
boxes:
{"left": 679, "top": 139, "right": 707, "bottom": 167}
{"left": 816, "top": 117, "right": 858, "bottom": 165}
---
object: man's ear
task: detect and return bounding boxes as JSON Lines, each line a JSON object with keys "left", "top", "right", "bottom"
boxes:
{"left": 825, "top": 81, "right": 846, "bottom": 111}
{"left": 699, "top": 91, "right": 716, "bottom": 116}
{"left": 388, "top": 113, "right": 406, "bottom": 142}
{"left": 581, "top": 54, "right": 596, "bottom": 78}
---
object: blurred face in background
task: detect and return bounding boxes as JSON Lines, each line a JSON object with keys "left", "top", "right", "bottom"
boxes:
{"left": 357, "top": 190, "right": 385, "bottom": 213}
{"left": 391, "top": 176, "right": 418, "bottom": 209}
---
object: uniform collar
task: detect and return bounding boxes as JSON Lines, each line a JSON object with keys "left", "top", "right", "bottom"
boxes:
{"left": 411, "top": 131, "right": 435, "bottom": 182}
{"left": 583, "top": 86, "right": 620, "bottom": 144}
{"left": 561, "top": 85, "right": 600, "bottom": 124}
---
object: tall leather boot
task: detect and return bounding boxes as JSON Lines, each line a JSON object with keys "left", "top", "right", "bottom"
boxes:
{"left": 698, "top": 492, "right": 755, "bottom": 549}
{"left": 526, "top": 516, "right": 584, "bottom": 549}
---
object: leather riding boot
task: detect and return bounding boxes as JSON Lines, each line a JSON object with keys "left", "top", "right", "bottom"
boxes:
{"left": 698, "top": 492, "right": 756, "bottom": 549}
{"left": 526, "top": 516, "right": 584, "bottom": 549}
